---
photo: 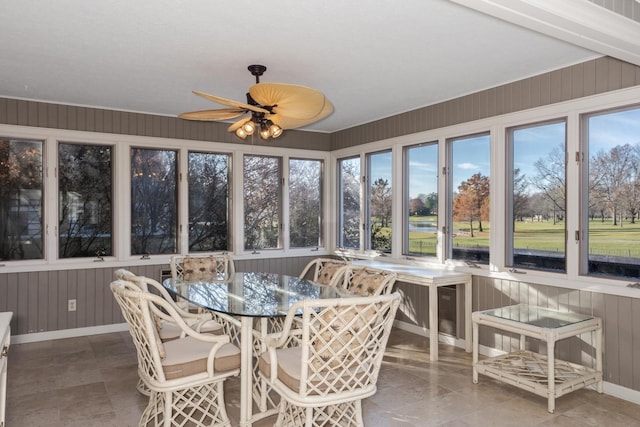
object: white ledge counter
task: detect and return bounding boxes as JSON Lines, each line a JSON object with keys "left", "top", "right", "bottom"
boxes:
{"left": 351, "top": 260, "right": 472, "bottom": 361}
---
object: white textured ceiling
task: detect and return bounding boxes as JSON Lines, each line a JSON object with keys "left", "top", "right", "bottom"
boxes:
{"left": 0, "top": 0, "right": 602, "bottom": 133}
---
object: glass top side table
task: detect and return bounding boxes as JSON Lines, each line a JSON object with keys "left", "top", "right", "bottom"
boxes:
{"left": 472, "top": 304, "right": 603, "bottom": 413}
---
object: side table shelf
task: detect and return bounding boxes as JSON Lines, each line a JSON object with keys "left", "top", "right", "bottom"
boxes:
{"left": 472, "top": 304, "right": 603, "bottom": 413}
{"left": 476, "top": 349, "right": 601, "bottom": 399}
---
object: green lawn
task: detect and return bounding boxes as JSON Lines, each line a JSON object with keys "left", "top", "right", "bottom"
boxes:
{"left": 404, "top": 216, "right": 640, "bottom": 257}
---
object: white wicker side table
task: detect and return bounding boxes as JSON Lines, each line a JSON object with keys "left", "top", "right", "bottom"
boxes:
{"left": 472, "top": 304, "right": 603, "bottom": 413}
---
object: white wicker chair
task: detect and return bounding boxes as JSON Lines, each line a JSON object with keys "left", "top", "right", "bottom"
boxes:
{"left": 170, "top": 254, "right": 235, "bottom": 282}
{"left": 258, "top": 292, "right": 401, "bottom": 427}
{"left": 114, "top": 269, "right": 240, "bottom": 343}
{"left": 298, "top": 257, "right": 348, "bottom": 285}
{"left": 115, "top": 269, "right": 242, "bottom": 396}
{"left": 328, "top": 265, "right": 397, "bottom": 296}
{"left": 111, "top": 278, "right": 240, "bottom": 427}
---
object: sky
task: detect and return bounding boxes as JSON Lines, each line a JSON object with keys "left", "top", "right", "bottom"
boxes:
{"left": 381, "top": 106, "right": 640, "bottom": 199}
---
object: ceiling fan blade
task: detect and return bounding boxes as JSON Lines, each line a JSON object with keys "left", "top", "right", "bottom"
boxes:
{"left": 249, "top": 83, "right": 327, "bottom": 120}
{"left": 192, "top": 90, "right": 269, "bottom": 114}
{"left": 179, "top": 108, "right": 246, "bottom": 121}
{"left": 227, "top": 116, "right": 252, "bottom": 132}
{"left": 269, "top": 98, "right": 334, "bottom": 129}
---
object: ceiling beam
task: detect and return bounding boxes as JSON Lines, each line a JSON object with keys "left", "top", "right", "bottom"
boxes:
{"left": 448, "top": 0, "right": 640, "bottom": 67}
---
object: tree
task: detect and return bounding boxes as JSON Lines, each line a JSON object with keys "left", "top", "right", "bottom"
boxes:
{"left": 370, "top": 178, "right": 392, "bottom": 227}
{"left": 513, "top": 168, "right": 530, "bottom": 222}
{"left": 452, "top": 173, "right": 490, "bottom": 237}
{"left": 409, "top": 197, "right": 425, "bottom": 216}
{"left": 58, "top": 143, "right": 113, "bottom": 258}
{"left": 532, "top": 144, "right": 565, "bottom": 224}
{"left": 243, "top": 156, "right": 280, "bottom": 249}
{"left": 369, "top": 178, "right": 392, "bottom": 251}
{"left": 424, "top": 192, "right": 438, "bottom": 215}
{"left": 289, "top": 160, "right": 321, "bottom": 247}
{"left": 0, "top": 139, "right": 43, "bottom": 260}
{"left": 130, "top": 148, "right": 177, "bottom": 255}
{"left": 590, "top": 143, "right": 639, "bottom": 226}
{"left": 339, "top": 159, "right": 360, "bottom": 248}
{"left": 188, "top": 152, "right": 229, "bottom": 251}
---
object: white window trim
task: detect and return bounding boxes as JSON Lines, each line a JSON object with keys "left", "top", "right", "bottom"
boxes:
{"left": 331, "top": 85, "right": 640, "bottom": 298}
{"left": 0, "top": 124, "right": 331, "bottom": 272}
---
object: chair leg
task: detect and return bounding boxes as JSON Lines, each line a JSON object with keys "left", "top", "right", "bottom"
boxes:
{"left": 163, "top": 391, "right": 173, "bottom": 427}
{"left": 139, "top": 390, "right": 164, "bottom": 426}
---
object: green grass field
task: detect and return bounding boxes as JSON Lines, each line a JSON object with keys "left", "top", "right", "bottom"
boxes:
{"left": 402, "top": 215, "right": 640, "bottom": 257}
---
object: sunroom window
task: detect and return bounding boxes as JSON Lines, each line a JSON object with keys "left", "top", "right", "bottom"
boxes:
{"left": 582, "top": 105, "right": 640, "bottom": 279}
{"left": 187, "top": 151, "right": 230, "bottom": 252}
{"left": 289, "top": 158, "right": 323, "bottom": 248}
{"left": 403, "top": 141, "right": 438, "bottom": 258}
{"left": 337, "top": 156, "right": 361, "bottom": 250}
{"left": 58, "top": 142, "right": 113, "bottom": 258}
{"left": 130, "top": 147, "right": 178, "bottom": 255}
{"left": 448, "top": 133, "right": 490, "bottom": 263}
{"left": 0, "top": 138, "right": 44, "bottom": 261}
{"left": 244, "top": 155, "right": 282, "bottom": 250}
{"left": 507, "top": 120, "right": 567, "bottom": 272}
{"left": 366, "top": 150, "right": 392, "bottom": 253}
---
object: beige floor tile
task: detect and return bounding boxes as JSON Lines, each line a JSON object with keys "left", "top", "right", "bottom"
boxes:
{"left": 5, "top": 329, "right": 640, "bottom": 426}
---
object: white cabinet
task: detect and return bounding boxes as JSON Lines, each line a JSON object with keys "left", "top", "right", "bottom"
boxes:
{"left": 0, "top": 312, "right": 12, "bottom": 427}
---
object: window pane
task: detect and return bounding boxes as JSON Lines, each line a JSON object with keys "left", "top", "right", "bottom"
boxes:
{"left": 585, "top": 106, "right": 640, "bottom": 278}
{"left": 337, "top": 157, "right": 360, "bottom": 249}
{"left": 58, "top": 143, "right": 113, "bottom": 258}
{"left": 367, "top": 151, "right": 392, "bottom": 253}
{"left": 450, "top": 134, "right": 490, "bottom": 263}
{"left": 0, "top": 138, "right": 43, "bottom": 260}
{"left": 188, "top": 151, "right": 230, "bottom": 252}
{"left": 130, "top": 148, "right": 177, "bottom": 255}
{"left": 244, "top": 155, "right": 281, "bottom": 250}
{"left": 289, "top": 158, "right": 322, "bottom": 248}
{"left": 509, "top": 121, "right": 566, "bottom": 271}
{"left": 405, "top": 142, "right": 438, "bottom": 257}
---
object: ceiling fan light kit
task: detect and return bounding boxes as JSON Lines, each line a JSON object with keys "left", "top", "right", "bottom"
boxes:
{"left": 179, "top": 64, "right": 333, "bottom": 141}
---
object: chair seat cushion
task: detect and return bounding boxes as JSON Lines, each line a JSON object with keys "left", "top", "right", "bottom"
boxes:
{"left": 159, "top": 320, "right": 222, "bottom": 341}
{"left": 259, "top": 347, "right": 355, "bottom": 394}
{"left": 162, "top": 336, "right": 240, "bottom": 380}
{"left": 259, "top": 347, "right": 304, "bottom": 392}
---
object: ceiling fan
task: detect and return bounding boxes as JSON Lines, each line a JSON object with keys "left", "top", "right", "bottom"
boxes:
{"left": 179, "top": 64, "right": 333, "bottom": 140}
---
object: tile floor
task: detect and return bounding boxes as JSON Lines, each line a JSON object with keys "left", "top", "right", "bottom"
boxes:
{"left": 6, "top": 328, "right": 640, "bottom": 426}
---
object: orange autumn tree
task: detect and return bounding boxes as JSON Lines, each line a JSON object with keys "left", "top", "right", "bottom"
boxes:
{"left": 453, "top": 173, "right": 490, "bottom": 237}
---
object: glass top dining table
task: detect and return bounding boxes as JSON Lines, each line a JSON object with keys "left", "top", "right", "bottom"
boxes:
{"left": 162, "top": 271, "right": 350, "bottom": 427}
{"left": 163, "top": 271, "right": 348, "bottom": 317}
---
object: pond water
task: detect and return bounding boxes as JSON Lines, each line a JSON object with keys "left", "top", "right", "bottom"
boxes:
{"left": 409, "top": 221, "right": 437, "bottom": 232}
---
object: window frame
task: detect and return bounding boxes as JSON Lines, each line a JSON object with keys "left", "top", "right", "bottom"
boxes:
{"left": 365, "top": 149, "right": 393, "bottom": 253}
{"left": 446, "top": 132, "right": 491, "bottom": 265}
{"left": 288, "top": 157, "right": 324, "bottom": 249}
{"left": 0, "top": 126, "right": 331, "bottom": 272}
{"left": 57, "top": 140, "right": 115, "bottom": 260}
{"left": 330, "top": 86, "right": 640, "bottom": 296}
{"left": 505, "top": 118, "right": 568, "bottom": 273}
{"left": 402, "top": 141, "right": 440, "bottom": 259}
{"left": 579, "top": 104, "right": 640, "bottom": 280}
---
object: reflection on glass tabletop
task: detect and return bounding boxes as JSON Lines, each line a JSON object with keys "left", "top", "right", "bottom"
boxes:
{"left": 163, "top": 272, "right": 350, "bottom": 318}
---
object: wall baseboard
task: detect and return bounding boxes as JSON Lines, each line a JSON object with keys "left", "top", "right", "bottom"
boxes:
{"left": 393, "top": 320, "right": 640, "bottom": 407}
{"left": 12, "top": 323, "right": 129, "bottom": 344}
